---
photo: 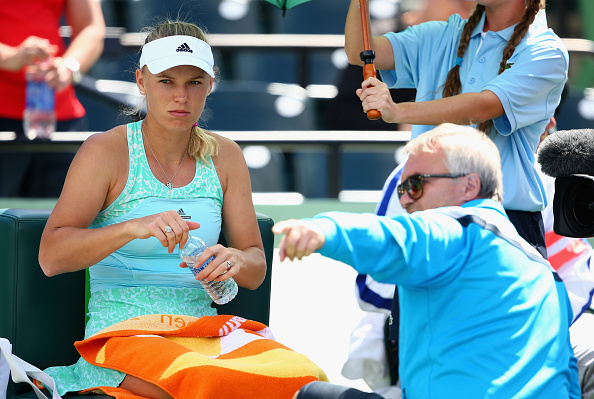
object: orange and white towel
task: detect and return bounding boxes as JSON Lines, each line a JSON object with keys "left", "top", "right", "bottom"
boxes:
{"left": 75, "top": 314, "right": 328, "bottom": 398}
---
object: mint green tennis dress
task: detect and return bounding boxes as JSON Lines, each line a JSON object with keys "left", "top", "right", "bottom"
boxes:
{"left": 44, "top": 120, "right": 224, "bottom": 395}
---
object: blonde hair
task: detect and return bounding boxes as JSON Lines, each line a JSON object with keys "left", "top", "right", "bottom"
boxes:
{"left": 442, "top": 0, "right": 545, "bottom": 135}
{"left": 405, "top": 123, "right": 503, "bottom": 202}
{"left": 141, "top": 19, "right": 219, "bottom": 164}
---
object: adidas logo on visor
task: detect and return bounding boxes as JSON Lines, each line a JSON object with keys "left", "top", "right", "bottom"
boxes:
{"left": 176, "top": 43, "right": 193, "bottom": 53}
{"left": 139, "top": 35, "right": 214, "bottom": 78}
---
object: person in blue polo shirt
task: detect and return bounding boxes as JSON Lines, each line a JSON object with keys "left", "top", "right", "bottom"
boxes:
{"left": 344, "top": 0, "right": 568, "bottom": 258}
{"left": 274, "top": 124, "right": 580, "bottom": 399}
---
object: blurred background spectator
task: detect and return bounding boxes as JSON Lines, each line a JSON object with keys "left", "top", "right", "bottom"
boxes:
{"left": 0, "top": 0, "right": 105, "bottom": 197}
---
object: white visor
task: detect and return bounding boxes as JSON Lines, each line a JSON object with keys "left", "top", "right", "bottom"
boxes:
{"left": 139, "top": 35, "right": 215, "bottom": 78}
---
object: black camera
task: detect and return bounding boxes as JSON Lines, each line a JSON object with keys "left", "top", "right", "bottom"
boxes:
{"left": 553, "top": 175, "right": 594, "bottom": 238}
{"left": 538, "top": 128, "right": 594, "bottom": 238}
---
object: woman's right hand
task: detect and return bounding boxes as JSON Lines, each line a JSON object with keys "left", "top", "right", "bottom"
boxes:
{"left": 357, "top": 76, "right": 400, "bottom": 123}
{"left": 1, "top": 36, "right": 57, "bottom": 72}
{"left": 133, "top": 210, "right": 200, "bottom": 253}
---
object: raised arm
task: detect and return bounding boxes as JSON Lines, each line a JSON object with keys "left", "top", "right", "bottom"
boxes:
{"left": 358, "top": 79, "right": 505, "bottom": 125}
{"left": 344, "top": 0, "right": 395, "bottom": 70}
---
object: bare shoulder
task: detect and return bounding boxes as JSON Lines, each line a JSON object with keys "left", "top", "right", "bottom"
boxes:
{"left": 81, "top": 125, "right": 127, "bottom": 151}
{"left": 69, "top": 124, "right": 129, "bottom": 186}
{"left": 208, "top": 130, "right": 242, "bottom": 154}
{"left": 208, "top": 130, "right": 245, "bottom": 165}
{"left": 49, "top": 125, "right": 129, "bottom": 227}
{"left": 206, "top": 130, "right": 248, "bottom": 191}
{"left": 76, "top": 125, "right": 128, "bottom": 163}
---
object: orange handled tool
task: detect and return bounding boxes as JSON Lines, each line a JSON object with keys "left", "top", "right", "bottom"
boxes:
{"left": 359, "top": 0, "right": 381, "bottom": 120}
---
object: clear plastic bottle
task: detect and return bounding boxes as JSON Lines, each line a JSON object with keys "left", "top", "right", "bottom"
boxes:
{"left": 23, "top": 69, "right": 56, "bottom": 139}
{"left": 180, "top": 235, "right": 238, "bottom": 305}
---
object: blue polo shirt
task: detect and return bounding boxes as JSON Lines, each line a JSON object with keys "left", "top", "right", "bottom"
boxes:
{"left": 380, "top": 11, "right": 568, "bottom": 211}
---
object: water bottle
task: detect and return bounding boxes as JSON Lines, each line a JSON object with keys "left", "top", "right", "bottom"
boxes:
{"left": 180, "top": 235, "right": 238, "bottom": 305}
{"left": 23, "top": 69, "right": 56, "bottom": 139}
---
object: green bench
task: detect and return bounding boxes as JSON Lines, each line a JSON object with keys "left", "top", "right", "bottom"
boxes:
{"left": 0, "top": 208, "right": 274, "bottom": 398}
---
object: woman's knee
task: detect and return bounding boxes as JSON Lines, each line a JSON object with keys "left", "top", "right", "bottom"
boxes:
{"left": 119, "top": 374, "right": 173, "bottom": 399}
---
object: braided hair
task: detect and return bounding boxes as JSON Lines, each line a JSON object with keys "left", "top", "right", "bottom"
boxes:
{"left": 442, "top": 0, "right": 545, "bottom": 135}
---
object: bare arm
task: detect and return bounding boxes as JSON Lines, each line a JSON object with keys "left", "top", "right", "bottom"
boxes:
{"left": 39, "top": 130, "right": 128, "bottom": 276}
{"left": 0, "top": 0, "right": 105, "bottom": 88}
{"left": 0, "top": 37, "right": 57, "bottom": 71}
{"left": 38, "top": 129, "right": 199, "bottom": 276}
{"left": 357, "top": 77, "right": 505, "bottom": 125}
{"left": 196, "top": 135, "right": 266, "bottom": 290}
{"left": 42, "top": 0, "right": 105, "bottom": 90}
{"left": 0, "top": 0, "right": 103, "bottom": 78}
{"left": 63, "top": 0, "right": 105, "bottom": 74}
{"left": 344, "top": 0, "right": 394, "bottom": 70}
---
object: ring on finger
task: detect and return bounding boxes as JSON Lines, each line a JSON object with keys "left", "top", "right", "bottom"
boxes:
{"left": 226, "top": 260, "right": 232, "bottom": 270}
{"left": 164, "top": 225, "right": 173, "bottom": 233}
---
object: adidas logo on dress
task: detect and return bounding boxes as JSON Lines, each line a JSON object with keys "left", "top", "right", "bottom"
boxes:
{"left": 176, "top": 43, "right": 193, "bottom": 53}
{"left": 178, "top": 208, "right": 191, "bottom": 220}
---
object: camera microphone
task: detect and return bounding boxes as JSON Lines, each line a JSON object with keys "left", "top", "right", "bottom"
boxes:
{"left": 537, "top": 129, "right": 594, "bottom": 238}
{"left": 538, "top": 129, "right": 594, "bottom": 178}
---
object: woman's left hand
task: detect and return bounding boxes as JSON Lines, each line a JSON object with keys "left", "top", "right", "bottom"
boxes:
{"left": 180, "top": 244, "right": 240, "bottom": 282}
{"left": 45, "top": 57, "right": 77, "bottom": 91}
{"left": 26, "top": 57, "right": 75, "bottom": 92}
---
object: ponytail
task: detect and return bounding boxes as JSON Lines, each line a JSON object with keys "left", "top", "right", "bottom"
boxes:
{"left": 189, "top": 125, "right": 219, "bottom": 165}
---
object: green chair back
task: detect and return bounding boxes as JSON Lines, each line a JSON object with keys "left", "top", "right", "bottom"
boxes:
{"left": 0, "top": 208, "right": 274, "bottom": 398}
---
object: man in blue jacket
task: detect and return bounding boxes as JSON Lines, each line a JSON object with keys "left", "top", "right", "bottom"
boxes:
{"left": 274, "top": 123, "right": 580, "bottom": 399}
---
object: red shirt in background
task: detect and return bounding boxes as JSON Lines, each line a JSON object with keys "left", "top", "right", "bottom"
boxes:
{"left": 0, "top": 0, "right": 85, "bottom": 121}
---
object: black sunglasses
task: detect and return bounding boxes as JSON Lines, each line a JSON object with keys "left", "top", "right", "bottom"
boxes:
{"left": 397, "top": 173, "right": 467, "bottom": 200}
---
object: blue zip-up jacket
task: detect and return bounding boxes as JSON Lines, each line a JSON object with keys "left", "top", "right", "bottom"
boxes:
{"left": 311, "top": 199, "right": 579, "bottom": 398}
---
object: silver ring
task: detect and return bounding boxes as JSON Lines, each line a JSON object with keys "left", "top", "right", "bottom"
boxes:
{"left": 164, "top": 225, "right": 173, "bottom": 233}
{"left": 226, "top": 260, "right": 232, "bottom": 270}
